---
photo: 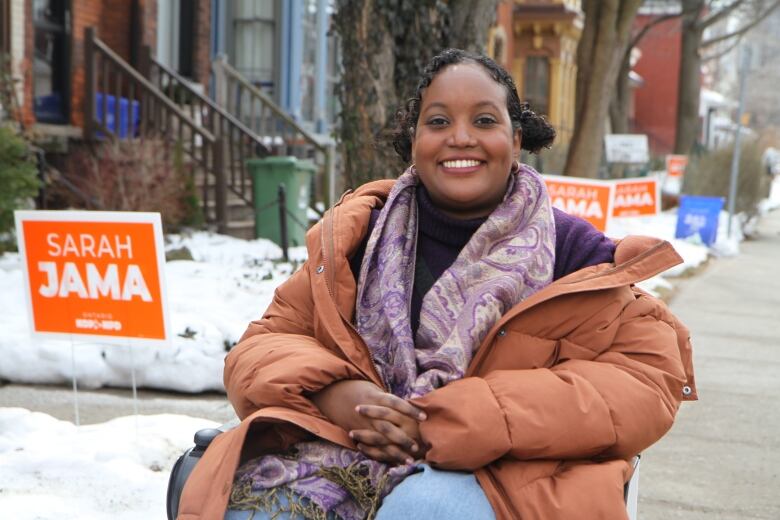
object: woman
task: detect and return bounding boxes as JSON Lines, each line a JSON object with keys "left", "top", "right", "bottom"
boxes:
{"left": 178, "top": 49, "right": 696, "bottom": 520}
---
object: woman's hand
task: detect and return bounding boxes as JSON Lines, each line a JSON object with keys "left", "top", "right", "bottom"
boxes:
{"left": 351, "top": 403, "right": 428, "bottom": 463}
{"left": 310, "top": 380, "right": 426, "bottom": 464}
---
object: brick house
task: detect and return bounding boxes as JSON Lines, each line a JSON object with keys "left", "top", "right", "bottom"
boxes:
{"left": 631, "top": 7, "right": 684, "bottom": 156}
{"left": 1, "top": 0, "right": 212, "bottom": 133}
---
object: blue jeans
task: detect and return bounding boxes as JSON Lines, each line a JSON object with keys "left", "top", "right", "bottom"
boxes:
{"left": 224, "top": 464, "right": 496, "bottom": 520}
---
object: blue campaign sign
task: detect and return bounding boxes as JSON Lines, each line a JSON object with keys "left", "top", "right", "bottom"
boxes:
{"left": 675, "top": 195, "right": 724, "bottom": 246}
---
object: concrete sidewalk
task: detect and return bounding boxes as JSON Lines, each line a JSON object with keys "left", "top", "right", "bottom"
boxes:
{"left": 640, "top": 209, "right": 780, "bottom": 519}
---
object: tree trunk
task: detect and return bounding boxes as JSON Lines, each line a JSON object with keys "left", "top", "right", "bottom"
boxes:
{"left": 674, "top": 0, "right": 705, "bottom": 154}
{"left": 564, "top": 0, "right": 643, "bottom": 178}
{"left": 332, "top": 0, "right": 401, "bottom": 189}
{"left": 609, "top": 50, "right": 632, "bottom": 135}
{"left": 334, "top": 0, "right": 467, "bottom": 188}
{"left": 448, "top": 0, "right": 499, "bottom": 53}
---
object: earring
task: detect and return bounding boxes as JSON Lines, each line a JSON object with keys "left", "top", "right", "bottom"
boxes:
{"left": 511, "top": 160, "right": 520, "bottom": 173}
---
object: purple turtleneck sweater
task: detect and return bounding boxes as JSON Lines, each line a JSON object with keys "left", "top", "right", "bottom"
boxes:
{"left": 350, "top": 186, "right": 616, "bottom": 334}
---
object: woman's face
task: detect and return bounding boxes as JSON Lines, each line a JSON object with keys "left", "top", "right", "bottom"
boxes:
{"left": 411, "top": 62, "right": 521, "bottom": 220}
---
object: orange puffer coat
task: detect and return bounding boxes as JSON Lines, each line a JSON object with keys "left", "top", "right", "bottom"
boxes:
{"left": 178, "top": 180, "right": 697, "bottom": 520}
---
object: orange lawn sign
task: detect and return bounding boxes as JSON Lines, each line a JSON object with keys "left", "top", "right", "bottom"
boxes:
{"left": 14, "top": 211, "right": 170, "bottom": 345}
{"left": 611, "top": 177, "right": 660, "bottom": 218}
{"left": 666, "top": 154, "right": 688, "bottom": 179}
{"left": 542, "top": 175, "right": 614, "bottom": 232}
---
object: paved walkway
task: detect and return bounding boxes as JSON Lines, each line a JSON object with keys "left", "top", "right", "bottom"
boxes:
{"left": 641, "top": 208, "right": 780, "bottom": 519}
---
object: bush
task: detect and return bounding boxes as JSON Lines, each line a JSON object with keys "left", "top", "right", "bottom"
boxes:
{"left": 61, "top": 139, "right": 203, "bottom": 231}
{"left": 0, "top": 125, "right": 40, "bottom": 234}
{"left": 682, "top": 139, "right": 772, "bottom": 217}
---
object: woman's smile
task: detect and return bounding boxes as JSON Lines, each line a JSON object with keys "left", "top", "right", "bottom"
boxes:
{"left": 438, "top": 158, "right": 486, "bottom": 174}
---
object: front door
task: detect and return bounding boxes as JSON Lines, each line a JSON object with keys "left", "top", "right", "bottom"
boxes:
{"left": 33, "top": 0, "right": 71, "bottom": 124}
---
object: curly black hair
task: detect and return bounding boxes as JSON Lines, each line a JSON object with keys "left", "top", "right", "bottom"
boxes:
{"left": 392, "top": 48, "right": 556, "bottom": 163}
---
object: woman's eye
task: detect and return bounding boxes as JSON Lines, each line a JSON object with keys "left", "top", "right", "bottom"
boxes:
{"left": 475, "top": 116, "right": 497, "bottom": 125}
{"left": 426, "top": 117, "right": 449, "bottom": 126}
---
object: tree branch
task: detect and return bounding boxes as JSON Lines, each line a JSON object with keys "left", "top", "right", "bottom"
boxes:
{"left": 701, "top": 0, "right": 780, "bottom": 46}
{"left": 699, "top": 0, "right": 747, "bottom": 30}
{"left": 629, "top": 12, "right": 680, "bottom": 50}
{"left": 701, "top": 33, "right": 743, "bottom": 61}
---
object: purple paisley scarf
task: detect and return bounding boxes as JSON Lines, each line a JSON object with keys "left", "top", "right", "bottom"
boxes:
{"left": 229, "top": 165, "right": 555, "bottom": 520}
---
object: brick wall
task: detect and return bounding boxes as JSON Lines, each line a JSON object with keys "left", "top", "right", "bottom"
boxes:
{"left": 19, "top": 0, "right": 210, "bottom": 130}
{"left": 193, "top": 0, "right": 211, "bottom": 87}
{"left": 632, "top": 14, "right": 683, "bottom": 156}
{"left": 22, "top": 0, "right": 33, "bottom": 126}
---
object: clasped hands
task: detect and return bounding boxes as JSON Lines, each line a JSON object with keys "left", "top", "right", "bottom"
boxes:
{"left": 310, "top": 379, "right": 427, "bottom": 465}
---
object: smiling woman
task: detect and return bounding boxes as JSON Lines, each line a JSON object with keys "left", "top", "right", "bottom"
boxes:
{"left": 179, "top": 49, "right": 696, "bottom": 520}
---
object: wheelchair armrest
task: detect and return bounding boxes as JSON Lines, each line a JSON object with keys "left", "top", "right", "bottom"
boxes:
{"left": 624, "top": 455, "right": 641, "bottom": 520}
{"left": 167, "top": 420, "right": 238, "bottom": 520}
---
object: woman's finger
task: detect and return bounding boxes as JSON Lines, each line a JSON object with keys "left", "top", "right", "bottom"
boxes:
{"left": 369, "top": 419, "right": 418, "bottom": 452}
{"left": 357, "top": 443, "right": 414, "bottom": 466}
{"left": 349, "top": 429, "right": 389, "bottom": 447}
{"left": 356, "top": 404, "right": 408, "bottom": 427}
{"left": 376, "top": 393, "right": 427, "bottom": 421}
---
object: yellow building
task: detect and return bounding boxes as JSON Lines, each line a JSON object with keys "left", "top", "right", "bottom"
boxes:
{"left": 497, "top": 0, "right": 583, "bottom": 145}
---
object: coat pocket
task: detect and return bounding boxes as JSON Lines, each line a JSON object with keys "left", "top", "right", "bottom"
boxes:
{"left": 480, "top": 331, "right": 559, "bottom": 372}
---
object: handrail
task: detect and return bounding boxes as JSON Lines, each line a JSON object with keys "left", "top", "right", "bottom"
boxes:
{"left": 84, "top": 27, "right": 228, "bottom": 232}
{"left": 213, "top": 55, "right": 336, "bottom": 205}
{"left": 89, "top": 34, "right": 215, "bottom": 142}
{"left": 146, "top": 53, "right": 267, "bottom": 154}
{"left": 212, "top": 56, "right": 327, "bottom": 154}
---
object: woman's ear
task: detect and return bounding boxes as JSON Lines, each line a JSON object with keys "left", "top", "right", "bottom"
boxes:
{"left": 513, "top": 128, "right": 522, "bottom": 154}
{"left": 410, "top": 127, "right": 417, "bottom": 163}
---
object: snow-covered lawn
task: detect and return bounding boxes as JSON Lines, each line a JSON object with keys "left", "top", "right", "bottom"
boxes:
{"left": 0, "top": 206, "right": 751, "bottom": 394}
{"left": 0, "top": 408, "right": 216, "bottom": 520}
{"left": 0, "top": 233, "right": 302, "bottom": 393}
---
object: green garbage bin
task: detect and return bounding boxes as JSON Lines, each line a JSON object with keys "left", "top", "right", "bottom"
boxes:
{"left": 247, "top": 156, "right": 315, "bottom": 247}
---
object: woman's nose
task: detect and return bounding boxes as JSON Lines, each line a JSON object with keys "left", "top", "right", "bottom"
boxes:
{"left": 446, "top": 122, "right": 477, "bottom": 148}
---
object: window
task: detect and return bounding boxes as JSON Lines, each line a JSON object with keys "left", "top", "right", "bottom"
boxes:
{"left": 33, "top": 0, "right": 70, "bottom": 124}
{"left": 299, "top": 0, "right": 340, "bottom": 131}
{"left": 524, "top": 56, "right": 549, "bottom": 116}
{"left": 233, "top": 0, "right": 276, "bottom": 94}
{"left": 300, "top": 0, "right": 318, "bottom": 123}
{"left": 1, "top": 1, "right": 10, "bottom": 54}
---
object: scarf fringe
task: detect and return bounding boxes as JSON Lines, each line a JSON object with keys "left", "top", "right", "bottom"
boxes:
{"left": 316, "top": 461, "right": 389, "bottom": 520}
{"left": 228, "top": 481, "right": 330, "bottom": 520}
{"left": 227, "top": 462, "right": 389, "bottom": 520}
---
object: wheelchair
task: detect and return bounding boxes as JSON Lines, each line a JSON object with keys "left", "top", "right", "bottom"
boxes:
{"left": 167, "top": 423, "right": 641, "bottom": 520}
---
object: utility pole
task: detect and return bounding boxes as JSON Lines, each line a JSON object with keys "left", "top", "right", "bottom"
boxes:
{"left": 727, "top": 46, "right": 751, "bottom": 237}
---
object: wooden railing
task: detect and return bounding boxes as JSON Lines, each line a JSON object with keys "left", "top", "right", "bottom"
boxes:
{"left": 83, "top": 27, "right": 229, "bottom": 233}
{"left": 139, "top": 47, "right": 270, "bottom": 208}
{"left": 212, "top": 56, "right": 336, "bottom": 207}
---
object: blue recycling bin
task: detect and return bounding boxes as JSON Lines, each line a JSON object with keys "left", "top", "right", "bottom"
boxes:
{"left": 675, "top": 195, "right": 724, "bottom": 246}
{"left": 95, "top": 93, "right": 140, "bottom": 138}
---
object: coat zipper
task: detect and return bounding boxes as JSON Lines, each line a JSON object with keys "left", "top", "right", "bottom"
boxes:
{"left": 484, "top": 468, "right": 523, "bottom": 519}
{"left": 321, "top": 206, "right": 386, "bottom": 389}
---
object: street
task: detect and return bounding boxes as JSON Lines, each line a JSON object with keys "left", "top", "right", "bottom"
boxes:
{"left": 641, "top": 208, "right": 780, "bottom": 519}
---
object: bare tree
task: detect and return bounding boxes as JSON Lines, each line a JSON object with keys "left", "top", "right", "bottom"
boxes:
{"left": 564, "top": 0, "right": 644, "bottom": 179}
{"left": 742, "top": 8, "right": 780, "bottom": 131}
{"left": 609, "top": 4, "right": 687, "bottom": 136}
{"left": 332, "top": 0, "right": 499, "bottom": 189}
{"left": 674, "top": 0, "right": 780, "bottom": 154}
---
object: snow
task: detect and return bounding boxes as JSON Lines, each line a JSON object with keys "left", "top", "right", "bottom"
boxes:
{"left": 0, "top": 232, "right": 299, "bottom": 393}
{"left": 6, "top": 181, "right": 780, "bottom": 394}
{"left": 0, "top": 407, "right": 217, "bottom": 520}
